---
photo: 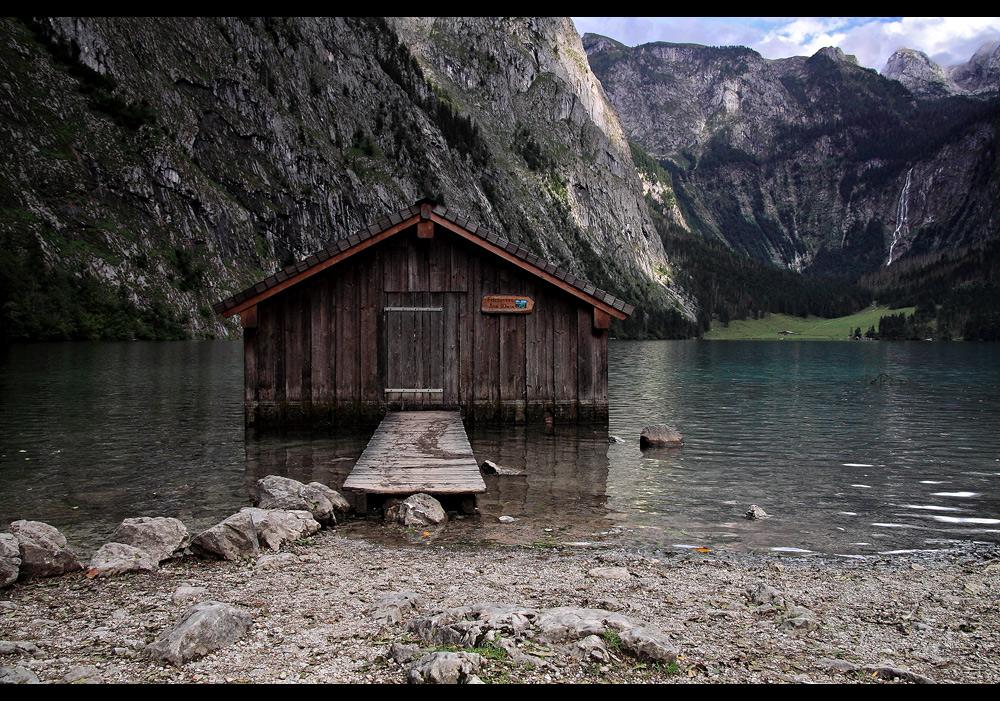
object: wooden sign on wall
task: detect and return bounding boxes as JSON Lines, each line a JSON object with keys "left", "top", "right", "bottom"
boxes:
{"left": 481, "top": 295, "right": 534, "bottom": 314}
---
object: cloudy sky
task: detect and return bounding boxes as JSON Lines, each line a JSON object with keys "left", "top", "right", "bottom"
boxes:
{"left": 572, "top": 17, "right": 1000, "bottom": 72}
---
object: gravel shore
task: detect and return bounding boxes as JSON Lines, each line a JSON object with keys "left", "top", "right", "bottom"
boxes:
{"left": 2, "top": 523, "right": 999, "bottom": 684}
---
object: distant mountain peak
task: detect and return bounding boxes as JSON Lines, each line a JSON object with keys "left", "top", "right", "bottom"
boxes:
{"left": 813, "top": 46, "right": 859, "bottom": 66}
{"left": 581, "top": 32, "right": 626, "bottom": 53}
{"left": 948, "top": 39, "right": 1000, "bottom": 94}
{"left": 883, "top": 41, "right": 1000, "bottom": 97}
{"left": 883, "top": 47, "right": 954, "bottom": 97}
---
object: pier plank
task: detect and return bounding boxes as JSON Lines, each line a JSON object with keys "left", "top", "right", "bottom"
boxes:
{"left": 343, "top": 411, "right": 486, "bottom": 496}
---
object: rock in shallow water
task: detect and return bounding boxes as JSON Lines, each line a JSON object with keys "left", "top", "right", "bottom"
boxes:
{"left": 110, "top": 516, "right": 189, "bottom": 563}
{"left": 0, "top": 534, "right": 20, "bottom": 588}
{"left": 87, "top": 542, "right": 157, "bottom": 578}
{"left": 385, "top": 494, "right": 448, "bottom": 527}
{"left": 191, "top": 512, "right": 260, "bottom": 561}
{"left": 9, "top": 520, "right": 82, "bottom": 579}
{"left": 639, "top": 424, "right": 684, "bottom": 448}
{"left": 255, "top": 475, "right": 350, "bottom": 525}
{"left": 240, "top": 507, "right": 320, "bottom": 550}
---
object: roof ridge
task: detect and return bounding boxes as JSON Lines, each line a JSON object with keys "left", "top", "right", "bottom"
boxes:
{"left": 213, "top": 201, "right": 634, "bottom": 317}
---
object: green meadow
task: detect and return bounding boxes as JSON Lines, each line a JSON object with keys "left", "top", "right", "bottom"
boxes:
{"left": 703, "top": 305, "right": 916, "bottom": 340}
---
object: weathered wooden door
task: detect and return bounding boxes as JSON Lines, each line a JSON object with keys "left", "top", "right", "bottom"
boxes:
{"left": 383, "top": 292, "right": 456, "bottom": 409}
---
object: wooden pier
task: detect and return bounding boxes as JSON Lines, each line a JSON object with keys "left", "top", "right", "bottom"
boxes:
{"left": 343, "top": 411, "right": 486, "bottom": 510}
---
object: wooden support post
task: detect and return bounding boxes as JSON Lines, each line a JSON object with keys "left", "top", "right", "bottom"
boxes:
{"left": 240, "top": 305, "right": 258, "bottom": 329}
{"left": 593, "top": 307, "right": 610, "bottom": 331}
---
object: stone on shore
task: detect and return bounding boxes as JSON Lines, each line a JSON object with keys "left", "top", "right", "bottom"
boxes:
{"left": 385, "top": 493, "right": 447, "bottom": 527}
{"left": 639, "top": 424, "right": 684, "bottom": 449}
{"left": 781, "top": 606, "right": 821, "bottom": 632}
{"left": 368, "top": 591, "right": 425, "bottom": 625}
{"left": 191, "top": 512, "right": 260, "bottom": 561}
{"left": 62, "top": 664, "right": 103, "bottom": 683}
{"left": 172, "top": 586, "right": 208, "bottom": 605}
{"left": 534, "top": 607, "right": 635, "bottom": 643}
{"left": 0, "top": 665, "right": 40, "bottom": 684}
{"left": 0, "top": 533, "right": 20, "bottom": 588}
{"left": 110, "top": 516, "right": 189, "bottom": 563}
{"left": 87, "top": 542, "right": 158, "bottom": 578}
{"left": 145, "top": 601, "right": 253, "bottom": 666}
{"left": 405, "top": 651, "right": 483, "bottom": 684}
{"left": 588, "top": 566, "right": 630, "bottom": 580}
{"left": 9, "top": 520, "right": 82, "bottom": 579}
{"left": 563, "top": 634, "right": 612, "bottom": 662}
{"left": 240, "top": 507, "right": 321, "bottom": 550}
{"left": 619, "top": 626, "right": 678, "bottom": 663}
{"left": 255, "top": 475, "right": 349, "bottom": 525}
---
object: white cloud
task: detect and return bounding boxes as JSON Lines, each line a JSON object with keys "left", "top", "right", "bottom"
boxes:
{"left": 574, "top": 17, "right": 1000, "bottom": 71}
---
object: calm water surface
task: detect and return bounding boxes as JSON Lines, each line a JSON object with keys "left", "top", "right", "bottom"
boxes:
{"left": 1, "top": 340, "right": 997, "bottom": 557}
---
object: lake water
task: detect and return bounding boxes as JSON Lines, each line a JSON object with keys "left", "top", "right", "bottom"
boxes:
{"left": 1, "top": 340, "right": 997, "bottom": 557}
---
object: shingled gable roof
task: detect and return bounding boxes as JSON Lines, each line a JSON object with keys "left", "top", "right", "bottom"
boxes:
{"left": 213, "top": 201, "right": 635, "bottom": 319}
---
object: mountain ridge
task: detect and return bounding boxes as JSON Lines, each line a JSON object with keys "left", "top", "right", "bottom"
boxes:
{"left": 0, "top": 17, "right": 696, "bottom": 342}
{"left": 583, "top": 32, "right": 1000, "bottom": 278}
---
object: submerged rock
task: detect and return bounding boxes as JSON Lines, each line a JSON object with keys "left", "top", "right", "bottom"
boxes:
{"left": 745, "top": 504, "right": 769, "bottom": 520}
{"left": 480, "top": 460, "right": 524, "bottom": 476}
{"left": 639, "top": 425, "right": 684, "bottom": 448}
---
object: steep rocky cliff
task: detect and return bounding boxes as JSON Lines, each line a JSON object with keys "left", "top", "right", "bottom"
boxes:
{"left": 0, "top": 17, "right": 692, "bottom": 341}
{"left": 585, "top": 33, "right": 1000, "bottom": 279}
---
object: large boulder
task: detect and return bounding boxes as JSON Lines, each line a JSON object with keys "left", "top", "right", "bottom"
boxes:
{"left": 0, "top": 533, "right": 20, "bottom": 588}
{"left": 110, "top": 516, "right": 189, "bottom": 563}
{"left": 87, "top": 542, "right": 158, "bottom": 578}
{"left": 639, "top": 424, "right": 684, "bottom": 449}
{"left": 255, "top": 476, "right": 349, "bottom": 525}
{"left": 145, "top": 601, "right": 252, "bottom": 666}
{"left": 9, "top": 520, "right": 82, "bottom": 579}
{"left": 190, "top": 512, "right": 260, "bottom": 561}
{"left": 385, "top": 493, "right": 447, "bottom": 527}
{"left": 239, "top": 507, "right": 321, "bottom": 550}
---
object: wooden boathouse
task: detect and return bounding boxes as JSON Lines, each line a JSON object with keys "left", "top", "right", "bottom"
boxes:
{"left": 213, "top": 200, "right": 633, "bottom": 429}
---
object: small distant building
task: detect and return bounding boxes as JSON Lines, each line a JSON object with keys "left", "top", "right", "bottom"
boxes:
{"left": 213, "top": 200, "right": 633, "bottom": 428}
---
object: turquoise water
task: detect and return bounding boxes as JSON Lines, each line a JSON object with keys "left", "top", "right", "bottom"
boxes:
{"left": 1, "top": 340, "right": 997, "bottom": 556}
{"left": 607, "top": 340, "right": 1000, "bottom": 555}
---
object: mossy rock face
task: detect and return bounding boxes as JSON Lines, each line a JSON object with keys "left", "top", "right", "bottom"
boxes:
{"left": 2, "top": 17, "right": 688, "bottom": 342}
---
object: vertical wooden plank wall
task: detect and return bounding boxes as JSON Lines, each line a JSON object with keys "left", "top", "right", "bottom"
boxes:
{"left": 245, "top": 224, "right": 610, "bottom": 427}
